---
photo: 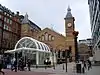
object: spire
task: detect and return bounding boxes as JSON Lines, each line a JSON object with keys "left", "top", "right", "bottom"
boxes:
{"left": 22, "top": 13, "right": 29, "bottom": 24}
{"left": 65, "top": 6, "right": 72, "bottom": 18}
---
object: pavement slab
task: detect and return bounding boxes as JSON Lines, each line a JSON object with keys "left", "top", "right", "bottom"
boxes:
{"left": 2, "top": 62, "right": 91, "bottom": 75}
{"left": 86, "top": 66, "right": 100, "bottom": 75}
{"left": 3, "top": 69, "right": 53, "bottom": 75}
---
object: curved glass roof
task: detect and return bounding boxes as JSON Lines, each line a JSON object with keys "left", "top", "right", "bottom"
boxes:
{"left": 15, "top": 37, "right": 50, "bottom": 52}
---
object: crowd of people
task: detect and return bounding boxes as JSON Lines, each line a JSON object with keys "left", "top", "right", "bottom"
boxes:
{"left": 11, "top": 57, "right": 31, "bottom": 71}
{"left": 44, "top": 58, "right": 51, "bottom": 69}
{"left": 0, "top": 55, "right": 32, "bottom": 75}
{"left": 76, "top": 58, "right": 92, "bottom": 73}
{"left": 0, "top": 54, "right": 93, "bottom": 75}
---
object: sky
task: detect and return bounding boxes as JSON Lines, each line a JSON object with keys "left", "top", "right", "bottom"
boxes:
{"left": 0, "top": 0, "right": 91, "bottom": 40}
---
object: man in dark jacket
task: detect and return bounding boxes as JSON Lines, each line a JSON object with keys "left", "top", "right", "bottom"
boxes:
{"left": 27, "top": 59, "right": 31, "bottom": 71}
{"left": 0, "top": 55, "right": 5, "bottom": 75}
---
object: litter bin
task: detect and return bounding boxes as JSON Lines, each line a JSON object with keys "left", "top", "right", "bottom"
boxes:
{"left": 76, "top": 63, "right": 81, "bottom": 73}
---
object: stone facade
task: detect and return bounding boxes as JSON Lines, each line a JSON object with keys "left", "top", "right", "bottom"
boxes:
{"left": 21, "top": 13, "right": 41, "bottom": 39}
{"left": 37, "top": 28, "right": 66, "bottom": 51}
{"left": 78, "top": 43, "right": 90, "bottom": 60}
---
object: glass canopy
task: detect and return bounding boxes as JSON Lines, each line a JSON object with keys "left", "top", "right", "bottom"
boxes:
{"left": 15, "top": 37, "right": 50, "bottom": 52}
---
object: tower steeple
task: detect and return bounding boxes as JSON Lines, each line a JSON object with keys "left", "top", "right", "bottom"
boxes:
{"left": 65, "top": 6, "right": 73, "bottom": 19}
{"left": 22, "top": 13, "right": 29, "bottom": 24}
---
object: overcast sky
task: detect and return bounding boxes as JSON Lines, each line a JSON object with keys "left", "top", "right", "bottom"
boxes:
{"left": 0, "top": 0, "right": 91, "bottom": 40}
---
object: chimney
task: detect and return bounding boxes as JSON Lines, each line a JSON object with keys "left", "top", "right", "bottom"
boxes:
{"left": 16, "top": 11, "right": 19, "bottom": 16}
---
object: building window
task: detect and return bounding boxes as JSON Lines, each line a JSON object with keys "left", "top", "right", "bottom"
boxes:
{"left": 0, "top": 15, "right": 1, "bottom": 19}
{"left": 0, "top": 20, "right": 2, "bottom": 27}
{"left": 45, "top": 32, "right": 48, "bottom": 41}
{"left": 10, "top": 20, "right": 12, "bottom": 24}
{"left": 8, "top": 27, "right": 11, "bottom": 31}
{"left": 51, "top": 36, "right": 54, "bottom": 41}
{"left": 10, "top": 15, "right": 12, "bottom": 18}
{"left": 7, "top": 13, "right": 9, "bottom": 16}
{"left": 4, "top": 24, "right": 8, "bottom": 30}
{"left": 7, "top": 18, "right": 9, "bottom": 23}
{"left": 4, "top": 17, "right": 6, "bottom": 22}
{"left": 4, "top": 12, "right": 6, "bottom": 15}
{"left": 41, "top": 35, "right": 45, "bottom": 41}
{"left": 38, "top": 36, "right": 41, "bottom": 41}
{"left": 48, "top": 34, "right": 51, "bottom": 41}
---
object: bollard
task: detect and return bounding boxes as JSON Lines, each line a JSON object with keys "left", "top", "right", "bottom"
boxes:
{"left": 36, "top": 65, "right": 38, "bottom": 68}
{"left": 63, "top": 63, "right": 64, "bottom": 70}
{"left": 53, "top": 64, "right": 55, "bottom": 69}
{"left": 45, "top": 65, "right": 47, "bottom": 69}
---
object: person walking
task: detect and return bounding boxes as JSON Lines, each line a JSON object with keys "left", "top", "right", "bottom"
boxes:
{"left": 11, "top": 57, "right": 16, "bottom": 71}
{"left": 87, "top": 59, "right": 92, "bottom": 70}
{"left": 81, "top": 60, "right": 86, "bottom": 73}
{"left": 0, "top": 55, "right": 5, "bottom": 75}
{"left": 27, "top": 58, "right": 31, "bottom": 71}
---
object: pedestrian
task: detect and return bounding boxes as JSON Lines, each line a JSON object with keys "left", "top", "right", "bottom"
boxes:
{"left": 87, "top": 59, "right": 92, "bottom": 70}
{"left": 11, "top": 57, "right": 16, "bottom": 71}
{"left": 0, "top": 55, "right": 5, "bottom": 75}
{"left": 27, "top": 58, "right": 31, "bottom": 71}
{"left": 44, "top": 59, "right": 47, "bottom": 69}
{"left": 81, "top": 60, "right": 85, "bottom": 73}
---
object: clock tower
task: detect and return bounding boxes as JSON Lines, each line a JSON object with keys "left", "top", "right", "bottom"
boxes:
{"left": 64, "top": 6, "right": 75, "bottom": 61}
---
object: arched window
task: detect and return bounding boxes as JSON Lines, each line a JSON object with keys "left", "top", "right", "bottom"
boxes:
{"left": 45, "top": 32, "right": 48, "bottom": 41}
{"left": 48, "top": 34, "right": 51, "bottom": 41}
{"left": 38, "top": 36, "right": 41, "bottom": 41}
{"left": 41, "top": 35, "right": 45, "bottom": 41}
{"left": 51, "top": 36, "right": 54, "bottom": 41}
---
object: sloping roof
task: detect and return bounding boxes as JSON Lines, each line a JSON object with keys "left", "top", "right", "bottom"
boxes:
{"left": 65, "top": 6, "right": 73, "bottom": 18}
{"left": 21, "top": 13, "right": 41, "bottom": 30}
{"left": 29, "top": 20, "right": 41, "bottom": 30}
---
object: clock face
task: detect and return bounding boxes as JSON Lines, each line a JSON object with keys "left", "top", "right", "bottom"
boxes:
{"left": 67, "top": 23, "right": 72, "bottom": 27}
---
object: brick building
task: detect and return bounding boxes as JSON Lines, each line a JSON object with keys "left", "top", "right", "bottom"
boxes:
{"left": 37, "top": 28, "right": 66, "bottom": 62}
{"left": 0, "top": 4, "right": 21, "bottom": 53}
{"left": 21, "top": 13, "right": 41, "bottom": 39}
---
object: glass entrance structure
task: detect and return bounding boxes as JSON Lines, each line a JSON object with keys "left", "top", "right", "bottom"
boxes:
{"left": 5, "top": 37, "right": 51, "bottom": 65}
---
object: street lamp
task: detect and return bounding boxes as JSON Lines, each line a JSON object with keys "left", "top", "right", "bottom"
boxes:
{"left": 15, "top": 52, "right": 18, "bottom": 72}
{"left": 65, "top": 49, "right": 68, "bottom": 72}
{"left": 73, "top": 31, "right": 79, "bottom": 62}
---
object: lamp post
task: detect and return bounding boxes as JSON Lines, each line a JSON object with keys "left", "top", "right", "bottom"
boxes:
{"left": 15, "top": 52, "right": 18, "bottom": 72}
{"left": 65, "top": 49, "right": 68, "bottom": 72}
{"left": 73, "top": 31, "right": 79, "bottom": 62}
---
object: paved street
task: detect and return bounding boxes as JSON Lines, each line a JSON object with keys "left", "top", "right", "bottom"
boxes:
{"left": 29, "top": 62, "right": 86, "bottom": 75}
{"left": 3, "top": 62, "right": 85, "bottom": 75}
{"left": 86, "top": 66, "right": 100, "bottom": 75}
{"left": 3, "top": 62, "right": 100, "bottom": 75}
{"left": 3, "top": 69, "right": 52, "bottom": 75}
